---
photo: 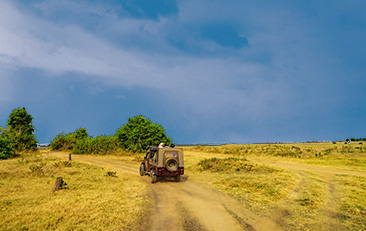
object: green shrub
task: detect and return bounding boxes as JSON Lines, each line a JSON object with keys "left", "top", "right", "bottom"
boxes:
{"left": 50, "top": 128, "right": 89, "bottom": 152}
{"left": 73, "top": 138, "right": 91, "bottom": 154}
{"left": 49, "top": 133, "right": 69, "bottom": 150}
{"left": 90, "top": 135, "right": 118, "bottom": 155}
{"left": 0, "top": 136, "right": 14, "bottom": 159}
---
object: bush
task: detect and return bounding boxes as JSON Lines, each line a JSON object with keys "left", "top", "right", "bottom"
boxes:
{"left": 73, "top": 138, "right": 91, "bottom": 154}
{"left": 0, "top": 136, "right": 14, "bottom": 159}
{"left": 50, "top": 128, "right": 89, "bottom": 152}
{"left": 90, "top": 135, "right": 118, "bottom": 155}
{"left": 50, "top": 129, "right": 119, "bottom": 155}
{"left": 71, "top": 135, "right": 118, "bottom": 155}
{"left": 49, "top": 133, "right": 70, "bottom": 150}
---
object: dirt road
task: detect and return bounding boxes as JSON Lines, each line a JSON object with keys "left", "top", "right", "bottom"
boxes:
{"left": 49, "top": 152, "right": 279, "bottom": 231}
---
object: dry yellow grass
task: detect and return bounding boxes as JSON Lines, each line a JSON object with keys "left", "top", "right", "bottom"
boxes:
{"left": 184, "top": 151, "right": 298, "bottom": 215}
{"left": 184, "top": 143, "right": 366, "bottom": 230}
{"left": 0, "top": 154, "right": 150, "bottom": 230}
{"left": 335, "top": 174, "right": 366, "bottom": 229}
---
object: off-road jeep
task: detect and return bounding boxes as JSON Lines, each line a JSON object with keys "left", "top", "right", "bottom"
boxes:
{"left": 139, "top": 146, "right": 184, "bottom": 183}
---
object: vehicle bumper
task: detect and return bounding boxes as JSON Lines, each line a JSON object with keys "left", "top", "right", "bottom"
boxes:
{"left": 156, "top": 167, "right": 184, "bottom": 176}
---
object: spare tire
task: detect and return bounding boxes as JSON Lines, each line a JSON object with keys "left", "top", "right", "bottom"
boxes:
{"left": 165, "top": 159, "right": 178, "bottom": 172}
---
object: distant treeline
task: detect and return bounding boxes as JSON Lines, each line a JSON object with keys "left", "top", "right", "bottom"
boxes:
{"left": 346, "top": 138, "right": 366, "bottom": 142}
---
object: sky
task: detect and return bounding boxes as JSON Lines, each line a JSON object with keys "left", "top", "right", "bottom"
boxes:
{"left": 0, "top": 0, "right": 365, "bottom": 144}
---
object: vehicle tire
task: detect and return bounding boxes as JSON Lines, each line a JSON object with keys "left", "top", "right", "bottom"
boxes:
{"left": 139, "top": 163, "right": 145, "bottom": 176}
{"left": 151, "top": 172, "right": 157, "bottom": 183}
{"left": 174, "top": 175, "right": 181, "bottom": 182}
{"left": 165, "top": 159, "right": 178, "bottom": 172}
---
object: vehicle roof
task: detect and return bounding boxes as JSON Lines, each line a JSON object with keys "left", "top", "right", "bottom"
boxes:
{"left": 148, "top": 146, "right": 183, "bottom": 151}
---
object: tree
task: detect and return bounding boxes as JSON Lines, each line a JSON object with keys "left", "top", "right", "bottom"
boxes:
{"left": 116, "top": 115, "right": 172, "bottom": 152}
{"left": 7, "top": 107, "right": 38, "bottom": 152}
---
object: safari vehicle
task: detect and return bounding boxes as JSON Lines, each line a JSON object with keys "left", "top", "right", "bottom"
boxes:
{"left": 139, "top": 145, "right": 184, "bottom": 183}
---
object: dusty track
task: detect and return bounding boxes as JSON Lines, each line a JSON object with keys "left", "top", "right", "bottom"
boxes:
{"left": 49, "top": 152, "right": 279, "bottom": 231}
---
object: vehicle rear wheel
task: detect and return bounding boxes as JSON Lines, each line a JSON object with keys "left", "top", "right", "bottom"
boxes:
{"left": 139, "top": 164, "right": 145, "bottom": 176}
{"left": 151, "top": 172, "right": 157, "bottom": 183}
{"left": 174, "top": 175, "right": 181, "bottom": 182}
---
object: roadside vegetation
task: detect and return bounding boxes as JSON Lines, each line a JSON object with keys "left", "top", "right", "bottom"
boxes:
{"left": 0, "top": 154, "right": 150, "bottom": 230}
{"left": 50, "top": 115, "right": 171, "bottom": 154}
{"left": 50, "top": 128, "right": 119, "bottom": 155}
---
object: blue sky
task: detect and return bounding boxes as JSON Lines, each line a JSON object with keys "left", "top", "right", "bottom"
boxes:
{"left": 0, "top": 0, "right": 365, "bottom": 144}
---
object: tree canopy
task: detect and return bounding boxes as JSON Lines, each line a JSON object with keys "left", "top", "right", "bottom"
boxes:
{"left": 116, "top": 115, "right": 172, "bottom": 152}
